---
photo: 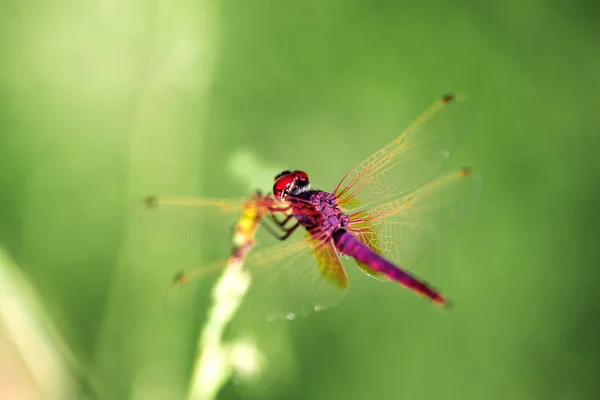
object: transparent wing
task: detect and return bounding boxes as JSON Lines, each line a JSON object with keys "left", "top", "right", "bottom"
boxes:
{"left": 347, "top": 168, "right": 481, "bottom": 272}
{"left": 349, "top": 216, "right": 390, "bottom": 282}
{"left": 334, "top": 94, "right": 472, "bottom": 212}
{"left": 242, "top": 231, "right": 348, "bottom": 320}
{"left": 138, "top": 196, "right": 242, "bottom": 276}
{"left": 140, "top": 192, "right": 348, "bottom": 320}
{"left": 143, "top": 195, "right": 255, "bottom": 213}
{"left": 166, "top": 231, "right": 348, "bottom": 321}
{"left": 136, "top": 193, "right": 285, "bottom": 272}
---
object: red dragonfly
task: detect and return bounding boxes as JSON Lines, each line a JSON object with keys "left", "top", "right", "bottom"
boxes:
{"left": 142, "top": 94, "right": 480, "bottom": 320}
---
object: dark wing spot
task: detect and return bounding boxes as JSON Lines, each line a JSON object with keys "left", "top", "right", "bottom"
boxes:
{"left": 441, "top": 93, "right": 455, "bottom": 104}
{"left": 172, "top": 271, "right": 187, "bottom": 284}
{"left": 459, "top": 167, "right": 472, "bottom": 177}
{"left": 144, "top": 196, "right": 159, "bottom": 208}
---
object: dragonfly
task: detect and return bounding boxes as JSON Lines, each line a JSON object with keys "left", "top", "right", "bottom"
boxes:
{"left": 142, "top": 93, "right": 480, "bottom": 320}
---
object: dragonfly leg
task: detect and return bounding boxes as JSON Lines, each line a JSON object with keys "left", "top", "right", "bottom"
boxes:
{"left": 262, "top": 219, "right": 300, "bottom": 241}
{"left": 276, "top": 222, "right": 300, "bottom": 241}
{"left": 269, "top": 213, "right": 295, "bottom": 228}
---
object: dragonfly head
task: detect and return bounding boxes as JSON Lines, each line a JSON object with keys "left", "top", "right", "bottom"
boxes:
{"left": 273, "top": 170, "right": 310, "bottom": 200}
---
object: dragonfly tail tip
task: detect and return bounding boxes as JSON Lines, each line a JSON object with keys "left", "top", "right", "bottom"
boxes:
{"left": 441, "top": 298, "right": 453, "bottom": 310}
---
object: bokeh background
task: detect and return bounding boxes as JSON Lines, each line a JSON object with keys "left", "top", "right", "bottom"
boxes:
{"left": 1, "top": 1, "right": 600, "bottom": 399}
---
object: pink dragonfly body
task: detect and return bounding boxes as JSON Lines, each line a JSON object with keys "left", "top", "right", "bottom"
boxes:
{"left": 144, "top": 94, "right": 480, "bottom": 320}
{"left": 267, "top": 172, "right": 448, "bottom": 304}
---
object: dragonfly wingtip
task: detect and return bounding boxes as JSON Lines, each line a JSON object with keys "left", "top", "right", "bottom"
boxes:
{"left": 459, "top": 167, "right": 472, "bottom": 177}
{"left": 441, "top": 93, "right": 455, "bottom": 104}
{"left": 442, "top": 92, "right": 469, "bottom": 104}
{"left": 172, "top": 271, "right": 188, "bottom": 285}
{"left": 144, "top": 195, "right": 160, "bottom": 208}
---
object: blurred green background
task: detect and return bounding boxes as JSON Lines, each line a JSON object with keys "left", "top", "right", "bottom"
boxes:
{"left": 1, "top": 1, "right": 600, "bottom": 399}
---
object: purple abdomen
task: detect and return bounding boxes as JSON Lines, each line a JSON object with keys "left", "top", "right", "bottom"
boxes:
{"left": 332, "top": 230, "right": 446, "bottom": 305}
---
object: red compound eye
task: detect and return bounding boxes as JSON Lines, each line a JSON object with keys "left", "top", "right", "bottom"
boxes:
{"left": 273, "top": 170, "right": 310, "bottom": 199}
{"left": 291, "top": 170, "right": 308, "bottom": 181}
{"left": 273, "top": 172, "right": 294, "bottom": 198}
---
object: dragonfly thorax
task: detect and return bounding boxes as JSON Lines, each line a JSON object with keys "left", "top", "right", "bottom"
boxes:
{"left": 290, "top": 191, "right": 349, "bottom": 234}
